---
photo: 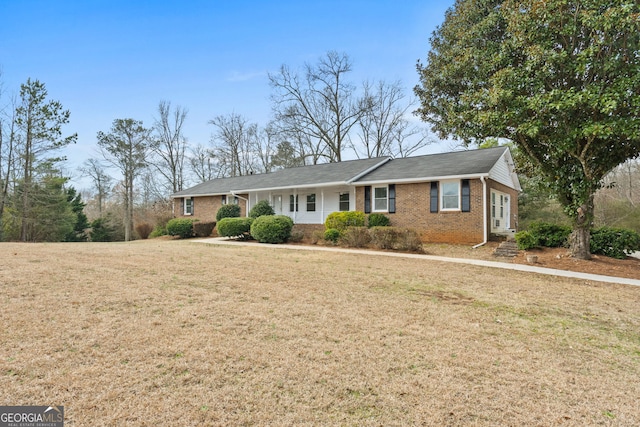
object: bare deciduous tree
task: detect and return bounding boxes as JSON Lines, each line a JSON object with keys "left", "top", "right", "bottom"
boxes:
{"left": 208, "top": 113, "right": 260, "bottom": 177}
{"left": 188, "top": 144, "right": 219, "bottom": 183}
{"left": 152, "top": 101, "right": 188, "bottom": 194}
{"left": 357, "top": 80, "right": 431, "bottom": 158}
{"left": 269, "top": 51, "right": 369, "bottom": 163}
{"left": 0, "top": 93, "right": 18, "bottom": 241}
{"left": 78, "top": 158, "right": 113, "bottom": 217}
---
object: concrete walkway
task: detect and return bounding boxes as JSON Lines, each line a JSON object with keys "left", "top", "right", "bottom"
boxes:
{"left": 193, "top": 237, "right": 640, "bottom": 287}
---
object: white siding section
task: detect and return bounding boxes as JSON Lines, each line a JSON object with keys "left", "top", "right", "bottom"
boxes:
{"left": 248, "top": 186, "right": 353, "bottom": 225}
{"left": 488, "top": 151, "right": 521, "bottom": 191}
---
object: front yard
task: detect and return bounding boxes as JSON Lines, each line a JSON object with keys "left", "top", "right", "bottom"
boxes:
{"left": 1, "top": 240, "right": 639, "bottom": 425}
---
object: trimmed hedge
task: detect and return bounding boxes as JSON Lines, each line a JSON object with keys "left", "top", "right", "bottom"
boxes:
{"left": 515, "top": 221, "right": 572, "bottom": 249}
{"left": 339, "top": 226, "right": 371, "bottom": 248}
{"left": 528, "top": 221, "right": 571, "bottom": 247}
{"left": 369, "top": 227, "right": 423, "bottom": 252}
{"left": 325, "top": 211, "right": 366, "bottom": 231}
{"left": 166, "top": 218, "right": 194, "bottom": 238}
{"left": 590, "top": 227, "right": 640, "bottom": 259}
{"left": 216, "top": 204, "right": 241, "bottom": 221}
{"left": 249, "top": 200, "right": 275, "bottom": 218}
{"left": 368, "top": 213, "right": 390, "bottom": 228}
{"left": 250, "top": 215, "right": 294, "bottom": 244}
{"left": 193, "top": 221, "right": 216, "bottom": 237}
{"left": 217, "top": 217, "right": 253, "bottom": 239}
{"left": 323, "top": 228, "right": 340, "bottom": 244}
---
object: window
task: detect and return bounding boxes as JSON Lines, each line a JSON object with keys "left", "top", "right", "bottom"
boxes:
{"left": 289, "top": 195, "right": 298, "bottom": 212}
{"left": 373, "top": 186, "right": 388, "bottom": 211}
{"left": 306, "top": 194, "right": 316, "bottom": 212}
{"left": 222, "top": 195, "right": 238, "bottom": 205}
{"left": 184, "top": 198, "right": 193, "bottom": 215}
{"left": 441, "top": 181, "right": 460, "bottom": 210}
{"left": 339, "top": 193, "right": 350, "bottom": 211}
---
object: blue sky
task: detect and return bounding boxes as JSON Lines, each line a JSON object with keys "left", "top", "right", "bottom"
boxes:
{"left": 0, "top": 0, "right": 455, "bottom": 189}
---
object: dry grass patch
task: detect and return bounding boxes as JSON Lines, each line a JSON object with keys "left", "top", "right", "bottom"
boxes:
{"left": 1, "top": 240, "right": 639, "bottom": 425}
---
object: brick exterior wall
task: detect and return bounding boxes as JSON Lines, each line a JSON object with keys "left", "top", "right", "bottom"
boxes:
{"left": 174, "top": 179, "right": 519, "bottom": 245}
{"left": 173, "top": 195, "right": 248, "bottom": 222}
{"left": 356, "top": 179, "right": 518, "bottom": 244}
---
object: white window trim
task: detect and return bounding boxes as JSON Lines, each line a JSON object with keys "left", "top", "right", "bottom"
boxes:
{"left": 306, "top": 193, "right": 316, "bottom": 212}
{"left": 440, "top": 180, "right": 461, "bottom": 211}
{"left": 372, "top": 185, "right": 388, "bottom": 212}
{"left": 184, "top": 197, "right": 193, "bottom": 215}
{"left": 339, "top": 192, "right": 350, "bottom": 212}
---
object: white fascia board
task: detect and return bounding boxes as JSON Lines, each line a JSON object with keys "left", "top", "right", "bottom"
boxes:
{"left": 355, "top": 173, "right": 489, "bottom": 186}
{"left": 170, "top": 192, "right": 227, "bottom": 199}
{"left": 232, "top": 181, "right": 350, "bottom": 194}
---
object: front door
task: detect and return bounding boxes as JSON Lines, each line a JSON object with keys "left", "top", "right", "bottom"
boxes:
{"left": 272, "top": 194, "right": 283, "bottom": 215}
{"left": 491, "top": 191, "right": 510, "bottom": 233}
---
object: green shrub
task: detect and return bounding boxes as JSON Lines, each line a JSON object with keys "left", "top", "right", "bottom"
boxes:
{"left": 368, "top": 213, "right": 390, "bottom": 228}
{"left": 515, "top": 230, "right": 537, "bottom": 250}
{"left": 216, "top": 204, "right": 241, "bottom": 221}
{"left": 528, "top": 221, "right": 571, "bottom": 247}
{"left": 324, "top": 228, "right": 341, "bottom": 244}
{"left": 339, "top": 226, "right": 371, "bottom": 248}
{"left": 250, "top": 215, "right": 294, "bottom": 244}
{"left": 193, "top": 221, "right": 216, "bottom": 237}
{"left": 325, "top": 211, "right": 366, "bottom": 231}
{"left": 590, "top": 227, "right": 640, "bottom": 259}
{"left": 149, "top": 225, "right": 167, "bottom": 238}
{"left": 217, "top": 217, "right": 253, "bottom": 239}
{"left": 249, "top": 200, "right": 275, "bottom": 218}
{"left": 166, "top": 218, "right": 194, "bottom": 238}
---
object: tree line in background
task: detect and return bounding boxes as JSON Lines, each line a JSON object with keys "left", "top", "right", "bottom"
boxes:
{"left": 0, "top": 52, "right": 431, "bottom": 242}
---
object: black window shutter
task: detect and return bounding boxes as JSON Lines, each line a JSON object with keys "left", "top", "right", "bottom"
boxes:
{"left": 430, "top": 182, "right": 438, "bottom": 213}
{"left": 461, "top": 180, "right": 470, "bottom": 212}
{"left": 364, "top": 186, "right": 371, "bottom": 214}
{"left": 388, "top": 184, "right": 396, "bottom": 213}
{"left": 221, "top": 195, "right": 226, "bottom": 204}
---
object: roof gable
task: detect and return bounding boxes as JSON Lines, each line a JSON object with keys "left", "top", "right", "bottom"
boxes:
{"left": 354, "top": 147, "right": 511, "bottom": 184}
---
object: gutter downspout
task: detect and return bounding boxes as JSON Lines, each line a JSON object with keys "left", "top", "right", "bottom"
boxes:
{"left": 472, "top": 176, "right": 488, "bottom": 249}
{"left": 230, "top": 191, "right": 250, "bottom": 217}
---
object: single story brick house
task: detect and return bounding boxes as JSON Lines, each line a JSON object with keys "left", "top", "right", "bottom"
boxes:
{"left": 170, "top": 146, "right": 521, "bottom": 244}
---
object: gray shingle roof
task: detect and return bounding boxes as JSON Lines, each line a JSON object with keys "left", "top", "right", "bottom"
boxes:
{"left": 171, "top": 147, "right": 510, "bottom": 198}
{"left": 171, "top": 157, "right": 390, "bottom": 197}
{"left": 354, "top": 147, "right": 508, "bottom": 183}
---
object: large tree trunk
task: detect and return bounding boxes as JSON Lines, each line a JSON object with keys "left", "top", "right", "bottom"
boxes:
{"left": 569, "top": 197, "right": 594, "bottom": 260}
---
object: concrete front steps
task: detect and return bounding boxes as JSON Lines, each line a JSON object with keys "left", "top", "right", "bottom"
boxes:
{"left": 493, "top": 239, "right": 519, "bottom": 258}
